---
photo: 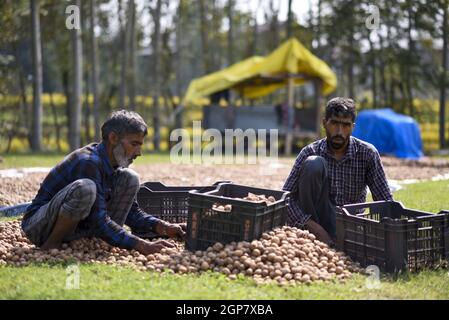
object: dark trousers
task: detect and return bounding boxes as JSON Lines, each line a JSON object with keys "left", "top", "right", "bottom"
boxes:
{"left": 22, "top": 168, "right": 140, "bottom": 246}
{"left": 297, "top": 156, "right": 336, "bottom": 238}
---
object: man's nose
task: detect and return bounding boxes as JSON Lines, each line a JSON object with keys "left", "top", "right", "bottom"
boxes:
{"left": 336, "top": 124, "right": 344, "bottom": 134}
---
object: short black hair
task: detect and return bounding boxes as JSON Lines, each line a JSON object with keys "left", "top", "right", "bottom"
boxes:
{"left": 101, "top": 110, "right": 148, "bottom": 141}
{"left": 325, "top": 97, "right": 356, "bottom": 122}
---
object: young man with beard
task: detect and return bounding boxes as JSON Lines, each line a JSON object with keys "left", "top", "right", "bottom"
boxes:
{"left": 283, "top": 97, "right": 393, "bottom": 245}
{"left": 22, "top": 110, "right": 184, "bottom": 254}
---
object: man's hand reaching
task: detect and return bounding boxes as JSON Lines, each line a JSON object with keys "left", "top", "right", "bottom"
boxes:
{"left": 135, "top": 238, "right": 175, "bottom": 255}
{"left": 156, "top": 221, "right": 186, "bottom": 240}
{"left": 178, "top": 222, "right": 187, "bottom": 232}
{"left": 165, "top": 223, "right": 186, "bottom": 240}
{"left": 304, "top": 219, "right": 334, "bottom": 246}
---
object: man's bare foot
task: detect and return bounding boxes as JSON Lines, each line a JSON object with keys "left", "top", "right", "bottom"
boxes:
{"left": 39, "top": 215, "right": 79, "bottom": 251}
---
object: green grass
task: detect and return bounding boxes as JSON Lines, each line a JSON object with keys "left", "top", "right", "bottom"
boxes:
{"left": 0, "top": 152, "right": 172, "bottom": 169}
{"left": 0, "top": 152, "right": 297, "bottom": 169}
{"left": 0, "top": 216, "right": 21, "bottom": 222}
{"left": 1, "top": 179, "right": 449, "bottom": 299}
{"left": 371, "top": 179, "right": 449, "bottom": 213}
{"left": 0, "top": 152, "right": 66, "bottom": 169}
{"left": 0, "top": 263, "right": 448, "bottom": 300}
{"left": 393, "top": 180, "right": 449, "bottom": 212}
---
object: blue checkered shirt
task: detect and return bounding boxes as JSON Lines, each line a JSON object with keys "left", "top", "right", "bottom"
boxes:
{"left": 24, "top": 142, "right": 160, "bottom": 249}
{"left": 283, "top": 136, "right": 393, "bottom": 227}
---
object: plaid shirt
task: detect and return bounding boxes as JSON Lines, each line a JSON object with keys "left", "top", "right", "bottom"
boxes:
{"left": 283, "top": 136, "right": 393, "bottom": 227}
{"left": 25, "top": 142, "right": 160, "bottom": 249}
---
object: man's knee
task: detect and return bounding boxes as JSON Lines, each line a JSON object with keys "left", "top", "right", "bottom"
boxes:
{"left": 73, "top": 178, "right": 97, "bottom": 201}
{"left": 302, "top": 156, "right": 326, "bottom": 176}
{"left": 116, "top": 168, "right": 140, "bottom": 190}
{"left": 64, "top": 178, "right": 96, "bottom": 220}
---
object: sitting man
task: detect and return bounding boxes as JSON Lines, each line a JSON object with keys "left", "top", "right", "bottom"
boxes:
{"left": 283, "top": 97, "right": 393, "bottom": 245}
{"left": 22, "top": 110, "right": 184, "bottom": 255}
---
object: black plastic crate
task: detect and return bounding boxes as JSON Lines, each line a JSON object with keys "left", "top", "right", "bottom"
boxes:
{"left": 136, "top": 181, "right": 230, "bottom": 223}
{"left": 186, "top": 183, "right": 290, "bottom": 251}
{"left": 336, "top": 201, "right": 449, "bottom": 273}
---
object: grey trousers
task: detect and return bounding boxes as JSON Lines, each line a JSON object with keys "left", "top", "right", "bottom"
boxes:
{"left": 297, "top": 156, "right": 336, "bottom": 238}
{"left": 22, "top": 168, "right": 140, "bottom": 246}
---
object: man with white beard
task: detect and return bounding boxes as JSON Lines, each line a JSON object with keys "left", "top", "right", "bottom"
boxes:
{"left": 22, "top": 110, "right": 184, "bottom": 254}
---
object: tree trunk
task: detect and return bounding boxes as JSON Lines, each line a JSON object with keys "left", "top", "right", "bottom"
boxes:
{"left": 368, "top": 33, "right": 377, "bottom": 108}
{"left": 398, "top": 68, "right": 407, "bottom": 113}
{"left": 18, "top": 69, "right": 30, "bottom": 133}
{"left": 226, "top": 0, "right": 235, "bottom": 128}
{"left": 250, "top": 9, "right": 259, "bottom": 56}
{"left": 308, "top": 0, "right": 314, "bottom": 49}
{"left": 252, "top": 18, "right": 258, "bottom": 56}
{"left": 286, "top": 0, "right": 293, "bottom": 39}
{"left": 386, "top": 12, "right": 395, "bottom": 108}
{"left": 347, "top": 33, "right": 354, "bottom": 98}
{"left": 151, "top": 0, "right": 162, "bottom": 150}
{"left": 30, "top": 0, "right": 43, "bottom": 151}
{"left": 227, "top": 0, "right": 234, "bottom": 65}
{"left": 406, "top": 4, "right": 415, "bottom": 116}
{"left": 118, "top": 0, "right": 128, "bottom": 108}
{"left": 316, "top": 0, "right": 322, "bottom": 55}
{"left": 377, "top": 33, "right": 388, "bottom": 107}
{"left": 440, "top": 0, "right": 448, "bottom": 149}
{"left": 199, "top": 0, "right": 211, "bottom": 129}
{"left": 62, "top": 69, "right": 71, "bottom": 140}
{"left": 83, "top": 69, "right": 91, "bottom": 144}
{"left": 175, "top": 0, "right": 184, "bottom": 129}
{"left": 83, "top": 6, "right": 91, "bottom": 145}
{"left": 89, "top": 0, "right": 100, "bottom": 141}
{"left": 210, "top": 0, "right": 221, "bottom": 70}
{"left": 199, "top": 0, "right": 211, "bottom": 73}
{"left": 128, "top": 0, "right": 136, "bottom": 111}
{"left": 268, "top": 0, "right": 280, "bottom": 50}
{"left": 70, "top": 0, "right": 82, "bottom": 151}
{"left": 49, "top": 89, "right": 62, "bottom": 152}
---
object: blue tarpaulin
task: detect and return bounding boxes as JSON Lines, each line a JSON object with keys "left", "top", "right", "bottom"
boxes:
{"left": 352, "top": 108, "right": 423, "bottom": 159}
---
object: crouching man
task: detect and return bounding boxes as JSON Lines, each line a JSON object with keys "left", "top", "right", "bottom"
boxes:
{"left": 22, "top": 110, "right": 184, "bottom": 255}
{"left": 283, "top": 97, "right": 393, "bottom": 245}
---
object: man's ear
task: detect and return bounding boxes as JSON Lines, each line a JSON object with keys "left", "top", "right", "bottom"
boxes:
{"left": 322, "top": 118, "right": 327, "bottom": 128}
{"left": 108, "top": 132, "right": 119, "bottom": 146}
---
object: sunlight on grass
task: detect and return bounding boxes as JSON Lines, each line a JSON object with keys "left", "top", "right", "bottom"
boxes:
{"left": 0, "top": 262, "right": 448, "bottom": 300}
{"left": 1, "top": 178, "right": 448, "bottom": 299}
{"left": 0, "top": 152, "right": 172, "bottom": 169}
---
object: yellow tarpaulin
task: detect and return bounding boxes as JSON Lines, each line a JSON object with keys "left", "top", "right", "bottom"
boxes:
{"left": 183, "top": 38, "right": 337, "bottom": 105}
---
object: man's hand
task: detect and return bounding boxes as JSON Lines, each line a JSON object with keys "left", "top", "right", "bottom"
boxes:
{"left": 304, "top": 219, "right": 334, "bottom": 246}
{"left": 166, "top": 223, "right": 186, "bottom": 240}
{"left": 178, "top": 222, "right": 187, "bottom": 232}
{"left": 134, "top": 238, "right": 175, "bottom": 255}
{"left": 156, "top": 221, "right": 186, "bottom": 240}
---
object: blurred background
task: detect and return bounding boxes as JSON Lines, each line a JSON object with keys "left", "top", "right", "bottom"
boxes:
{"left": 0, "top": 0, "right": 448, "bottom": 156}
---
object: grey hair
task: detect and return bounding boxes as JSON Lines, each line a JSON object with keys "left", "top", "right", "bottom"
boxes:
{"left": 325, "top": 97, "right": 356, "bottom": 122}
{"left": 101, "top": 110, "right": 148, "bottom": 141}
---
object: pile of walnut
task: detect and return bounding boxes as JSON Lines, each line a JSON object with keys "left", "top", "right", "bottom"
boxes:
{"left": 243, "top": 193, "right": 276, "bottom": 204}
{"left": 212, "top": 193, "right": 277, "bottom": 212}
{"left": 0, "top": 220, "right": 363, "bottom": 286}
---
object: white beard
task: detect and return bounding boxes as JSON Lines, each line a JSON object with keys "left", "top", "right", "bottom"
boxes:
{"left": 113, "top": 142, "right": 131, "bottom": 168}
